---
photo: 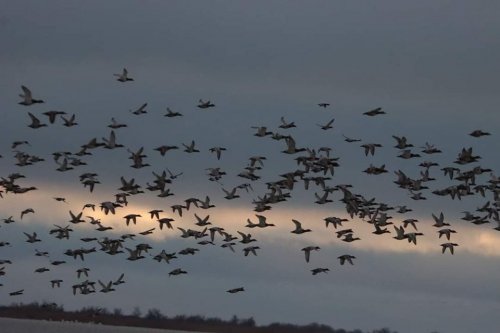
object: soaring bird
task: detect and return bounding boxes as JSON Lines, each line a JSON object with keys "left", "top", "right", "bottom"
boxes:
{"left": 197, "top": 99, "right": 215, "bottom": 109}
{"left": 363, "top": 107, "right": 385, "bottom": 116}
{"left": 301, "top": 246, "right": 320, "bottom": 263}
{"left": 114, "top": 68, "right": 134, "bottom": 82}
{"left": 227, "top": 287, "right": 245, "bottom": 293}
{"left": 19, "top": 86, "right": 44, "bottom": 105}
{"left": 291, "top": 219, "right": 311, "bottom": 234}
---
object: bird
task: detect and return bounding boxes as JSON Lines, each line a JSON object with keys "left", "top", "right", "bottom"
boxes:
{"left": 130, "top": 103, "right": 148, "bottom": 115}
{"left": 43, "top": 110, "right": 66, "bottom": 123}
{"left": 27, "top": 112, "right": 47, "bottom": 129}
{"left": 432, "top": 212, "right": 450, "bottom": 228}
{"left": 311, "top": 268, "right": 329, "bottom": 275}
{"left": 438, "top": 228, "right": 457, "bottom": 240}
{"left": 441, "top": 243, "right": 459, "bottom": 254}
{"left": 338, "top": 255, "right": 356, "bottom": 265}
{"left": 227, "top": 287, "right": 245, "bottom": 293}
{"left": 361, "top": 143, "right": 382, "bottom": 156}
{"left": 363, "top": 107, "right": 385, "bottom": 116}
{"left": 209, "top": 146, "right": 227, "bottom": 160}
{"left": 279, "top": 116, "right": 296, "bottom": 129}
{"left": 23, "top": 232, "right": 41, "bottom": 243}
{"left": 164, "top": 107, "right": 183, "bottom": 117}
{"left": 317, "top": 118, "right": 335, "bottom": 130}
{"left": 19, "top": 86, "right": 44, "bottom": 105}
{"left": 169, "top": 268, "right": 187, "bottom": 276}
{"left": 20, "top": 208, "right": 35, "bottom": 219}
{"left": 301, "top": 246, "right": 320, "bottom": 263}
{"left": 469, "top": 130, "right": 490, "bottom": 137}
{"left": 291, "top": 219, "right": 311, "bottom": 234}
{"left": 114, "top": 68, "right": 134, "bottom": 82}
{"left": 197, "top": 99, "right": 215, "bottom": 109}
{"left": 61, "top": 114, "right": 78, "bottom": 127}
{"left": 9, "top": 289, "right": 24, "bottom": 296}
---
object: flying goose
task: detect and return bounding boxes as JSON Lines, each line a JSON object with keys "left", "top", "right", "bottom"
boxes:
{"left": 113, "top": 273, "right": 125, "bottom": 285}
{"left": 279, "top": 116, "right": 296, "bottom": 129}
{"left": 23, "top": 232, "right": 41, "bottom": 243}
{"left": 61, "top": 114, "right": 78, "bottom": 127}
{"left": 169, "top": 268, "right": 187, "bottom": 276}
{"left": 243, "top": 246, "right": 260, "bottom": 256}
{"left": 19, "top": 86, "right": 44, "bottom": 105}
{"left": 43, "top": 111, "right": 66, "bottom": 123}
{"left": 227, "top": 287, "right": 245, "bottom": 293}
{"left": 9, "top": 289, "right": 24, "bottom": 296}
{"left": 108, "top": 117, "right": 127, "bottom": 129}
{"left": 469, "top": 130, "right": 490, "bottom": 137}
{"left": 363, "top": 107, "right": 385, "bottom": 116}
{"left": 432, "top": 212, "right": 450, "bottom": 228}
{"left": 317, "top": 118, "right": 335, "bottom": 130}
{"left": 441, "top": 243, "right": 458, "bottom": 254}
{"left": 20, "top": 208, "right": 35, "bottom": 219}
{"left": 301, "top": 246, "right": 320, "bottom": 263}
{"left": 98, "top": 280, "right": 115, "bottom": 293}
{"left": 222, "top": 187, "right": 240, "bottom": 200}
{"left": 130, "top": 103, "right": 148, "bottom": 115}
{"left": 361, "top": 143, "right": 382, "bottom": 156}
{"left": 182, "top": 140, "right": 200, "bottom": 153}
{"left": 438, "top": 228, "right": 457, "bottom": 240}
{"left": 338, "top": 254, "right": 356, "bottom": 265}
{"left": 342, "top": 134, "right": 361, "bottom": 143}
{"left": 209, "top": 146, "right": 227, "bottom": 160}
{"left": 197, "top": 99, "right": 215, "bottom": 109}
{"left": 27, "top": 112, "right": 47, "bottom": 129}
{"left": 291, "top": 219, "right": 311, "bottom": 234}
{"left": 114, "top": 68, "right": 134, "bottom": 82}
{"left": 164, "top": 107, "right": 183, "bottom": 117}
{"left": 311, "top": 268, "right": 329, "bottom": 275}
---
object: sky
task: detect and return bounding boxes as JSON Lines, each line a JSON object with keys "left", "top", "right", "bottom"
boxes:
{"left": 1, "top": 1, "right": 500, "bottom": 332}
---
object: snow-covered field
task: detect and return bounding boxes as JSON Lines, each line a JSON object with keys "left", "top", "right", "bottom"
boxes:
{"left": 0, "top": 317, "right": 204, "bottom": 333}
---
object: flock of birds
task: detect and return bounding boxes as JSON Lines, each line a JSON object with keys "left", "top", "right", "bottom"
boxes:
{"left": 1, "top": 68, "right": 499, "bottom": 300}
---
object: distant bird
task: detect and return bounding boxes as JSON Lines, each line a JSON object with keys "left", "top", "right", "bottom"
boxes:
{"left": 317, "top": 118, "right": 335, "bottom": 130}
{"left": 227, "top": 287, "right": 245, "bottom": 293}
{"left": 130, "top": 103, "right": 148, "bottom": 115}
{"left": 361, "top": 143, "right": 382, "bottom": 156}
{"left": 441, "top": 243, "right": 458, "bottom": 255}
{"left": 114, "top": 68, "right": 134, "bottom": 82}
{"left": 318, "top": 103, "right": 330, "bottom": 108}
{"left": 19, "top": 86, "right": 44, "bottom": 105}
{"left": 20, "top": 208, "right": 35, "bottom": 219}
{"left": 432, "top": 212, "right": 450, "bottom": 228}
{"left": 43, "top": 111, "right": 66, "bottom": 124}
{"left": 279, "top": 116, "right": 296, "bottom": 129}
{"left": 9, "top": 289, "right": 24, "bottom": 296}
{"left": 209, "top": 146, "right": 227, "bottom": 160}
{"left": 27, "top": 112, "right": 47, "bottom": 129}
{"left": 291, "top": 219, "right": 311, "bottom": 234}
{"left": 342, "top": 134, "right": 361, "bottom": 143}
{"left": 438, "top": 228, "right": 457, "bottom": 240}
{"left": 301, "top": 246, "right": 320, "bottom": 263}
{"left": 164, "top": 107, "right": 183, "bottom": 117}
{"left": 169, "top": 268, "right": 187, "bottom": 276}
{"left": 311, "top": 268, "right": 329, "bottom": 275}
{"left": 338, "top": 254, "right": 356, "bottom": 265}
{"left": 61, "top": 114, "right": 78, "bottom": 127}
{"left": 23, "top": 232, "right": 41, "bottom": 243}
{"left": 197, "top": 99, "right": 215, "bottom": 109}
{"left": 363, "top": 107, "right": 385, "bottom": 116}
{"left": 108, "top": 117, "right": 127, "bottom": 129}
{"left": 469, "top": 130, "right": 490, "bottom": 138}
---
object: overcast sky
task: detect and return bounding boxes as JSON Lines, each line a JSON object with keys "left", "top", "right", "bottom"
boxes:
{"left": 1, "top": 1, "right": 500, "bottom": 333}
